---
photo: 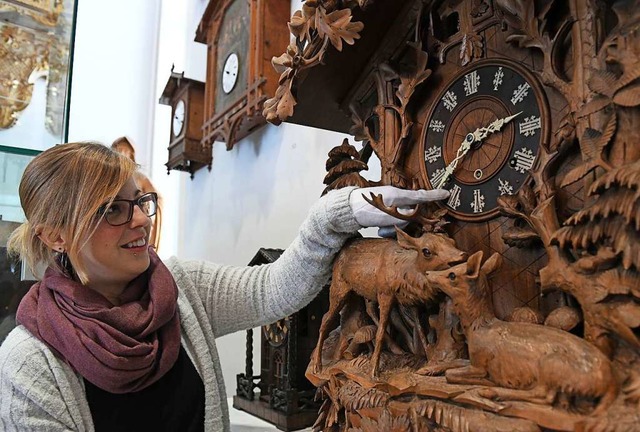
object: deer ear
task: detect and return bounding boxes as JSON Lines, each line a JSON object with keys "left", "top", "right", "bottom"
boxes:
{"left": 395, "top": 227, "right": 416, "bottom": 249}
{"left": 481, "top": 253, "right": 502, "bottom": 276}
{"left": 466, "top": 251, "right": 484, "bottom": 278}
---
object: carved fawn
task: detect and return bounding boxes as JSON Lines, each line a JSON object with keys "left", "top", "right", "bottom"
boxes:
{"left": 425, "top": 251, "right": 618, "bottom": 414}
{"left": 313, "top": 227, "right": 467, "bottom": 377}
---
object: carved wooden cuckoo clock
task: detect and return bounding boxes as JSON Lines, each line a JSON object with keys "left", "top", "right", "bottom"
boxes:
{"left": 195, "top": 0, "right": 290, "bottom": 151}
{"left": 265, "top": 0, "right": 640, "bottom": 431}
{"left": 233, "top": 248, "right": 327, "bottom": 431}
{"left": 159, "top": 69, "right": 211, "bottom": 178}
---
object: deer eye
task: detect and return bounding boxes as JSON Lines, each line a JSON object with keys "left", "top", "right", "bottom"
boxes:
{"left": 422, "top": 248, "right": 432, "bottom": 257}
{"left": 448, "top": 272, "right": 456, "bottom": 280}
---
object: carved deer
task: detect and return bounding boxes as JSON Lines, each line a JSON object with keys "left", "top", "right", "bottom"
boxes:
{"left": 425, "top": 251, "right": 618, "bottom": 414}
{"left": 313, "top": 227, "right": 467, "bottom": 377}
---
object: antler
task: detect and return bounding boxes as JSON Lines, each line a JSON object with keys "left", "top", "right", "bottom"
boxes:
{"left": 363, "top": 193, "right": 447, "bottom": 232}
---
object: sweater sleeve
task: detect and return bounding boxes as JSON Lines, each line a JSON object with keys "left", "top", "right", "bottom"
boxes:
{"left": 168, "top": 187, "right": 361, "bottom": 338}
{"left": 0, "top": 328, "right": 84, "bottom": 432}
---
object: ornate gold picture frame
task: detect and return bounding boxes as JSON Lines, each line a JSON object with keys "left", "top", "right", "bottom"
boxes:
{"left": 0, "top": 0, "right": 77, "bottom": 150}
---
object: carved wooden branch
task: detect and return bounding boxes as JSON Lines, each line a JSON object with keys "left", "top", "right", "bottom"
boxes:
{"left": 263, "top": 1, "right": 366, "bottom": 125}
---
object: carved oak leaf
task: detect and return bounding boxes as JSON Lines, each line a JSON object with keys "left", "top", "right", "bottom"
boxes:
{"left": 460, "top": 33, "right": 483, "bottom": 66}
{"left": 560, "top": 117, "right": 616, "bottom": 188}
{"left": 349, "top": 107, "right": 370, "bottom": 142}
{"left": 263, "top": 77, "right": 296, "bottom": 125}
{"left": 517, "top": 184, "right": 536, "bottom": 214}
{"left": 613, "top": 81, "right": 640, "bottom": 107}
{"left": 497, "top": 194, "right": 527, "bottom": 219}
{"left": 315, "top": 7, "right": 364, "bottom": 52}
{"left": 289, "top": 8, "right": 315, "bottom": 42}
{"left": 587, "top": 68, "right": 618, "bottom": 99}
{"left": 560, "top": 160, "right": 598, "bottom": 188}
{"left": 578, "top": 96, "right": 613, "bottom": 119}
{"left": 581, "top": 65, "right": 640, "bottom": 117}
{"left": 617, "top": 62, "right": 640, "bottom": 90}
{"left": 395, "top": 45, "right": 432, "bottom": 109}
{"left": 583, "top": 113, "right": 616, "bottom": 161}
{"left": 502, "top": 226, "right": 540, "bottom": 247}
{"left": 499, "top": 0, "right": 545, "bottom": 49}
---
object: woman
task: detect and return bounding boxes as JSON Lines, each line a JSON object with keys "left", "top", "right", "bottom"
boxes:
{"left": 0, "top": 142, "right": 447, "bottom": 431}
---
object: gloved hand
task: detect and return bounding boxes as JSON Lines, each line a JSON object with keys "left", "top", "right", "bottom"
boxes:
{"left": 349, "top": 185, "right": 449, "bottom": 236}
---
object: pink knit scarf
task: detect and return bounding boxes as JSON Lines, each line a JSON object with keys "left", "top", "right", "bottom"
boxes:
{"left": 16, "top": 249, "right": 181, "bottom": 394}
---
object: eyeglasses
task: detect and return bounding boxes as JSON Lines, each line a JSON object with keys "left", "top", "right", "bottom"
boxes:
{"left": 97, "top": 192, "right": 158, "bottom": 226}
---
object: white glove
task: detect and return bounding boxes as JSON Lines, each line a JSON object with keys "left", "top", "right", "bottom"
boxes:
{"left": 349, "top": 185, "right": 450, "bottom": 231}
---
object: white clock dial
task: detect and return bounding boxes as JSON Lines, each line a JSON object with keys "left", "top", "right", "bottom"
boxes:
{"left": 172, "top": 99, "right": 185, "bottom": 136}
{"left": 222, "top": 52, "right": 239, "bottom": 94}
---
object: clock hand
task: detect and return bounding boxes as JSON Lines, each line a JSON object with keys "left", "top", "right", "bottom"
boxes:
{"left": 473, "top": 111, "right": 522, "bottom": 141}
{"left": 435, "top": 111, "right": 522, "bottom": 189}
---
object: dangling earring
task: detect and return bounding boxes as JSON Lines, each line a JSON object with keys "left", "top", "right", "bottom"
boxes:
{"left": 56, "top": 249, "right": 72, "bottom": 276}
{"left": 60, "top": 251, "right": 69, "bottom": 272}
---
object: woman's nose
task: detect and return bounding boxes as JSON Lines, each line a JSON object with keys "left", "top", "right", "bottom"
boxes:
{"left": 130, "top": 204, "right": 151, "bottom": 228}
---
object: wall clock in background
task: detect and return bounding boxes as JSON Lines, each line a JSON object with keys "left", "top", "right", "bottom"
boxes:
{"left": 159, "top": 70, "right": 210, "bottom": 178}
{"left": 195, "top": 0, "right": 290, "bottom": 150}
{"left": 420, "top": 60, "right": 548, "bottom": 221}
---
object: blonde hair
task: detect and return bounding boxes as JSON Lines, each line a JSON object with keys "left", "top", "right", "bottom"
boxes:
{"left": 7, "top": 142, "right": 136, "bottom": 284}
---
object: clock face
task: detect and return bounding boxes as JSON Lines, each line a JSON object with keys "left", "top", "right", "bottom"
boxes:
{"left": 222, "top": 52, "right": 239, "bottom": 94}
{"left": 172, "top": 99, "right": 185, "bottom": 136}
{"left": 214, "top": 0, "right": 249, "bottom": 113}
{"left": 263, "top": 318, "right": 289, "bottom": 347}
{"left": 420, "top": 59, "right": 549, "bottom": 221}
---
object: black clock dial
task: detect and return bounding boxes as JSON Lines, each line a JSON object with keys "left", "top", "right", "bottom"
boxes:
{"left": 420, "top": 59, "right": 549, "bottom": 221}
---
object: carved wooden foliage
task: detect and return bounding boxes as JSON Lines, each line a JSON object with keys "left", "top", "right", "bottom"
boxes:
{"left": 263, "top": 1, "right": 365, "bottom": 125}
{"left": 554, "top": 159, "right": 640, "bottom": 270}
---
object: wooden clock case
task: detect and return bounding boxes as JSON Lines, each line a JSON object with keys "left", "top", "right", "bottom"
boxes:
{"left": 264, "top": 0, "right": 640, "bottom": 431}
{"left": 159, "top": 70, "right": 211, "bottom": 178}
{"left": 195, "top": 0, "right": 290, "bottom": 150}
{"left": 233, "top": 248, "right": 328, "bottom": 431}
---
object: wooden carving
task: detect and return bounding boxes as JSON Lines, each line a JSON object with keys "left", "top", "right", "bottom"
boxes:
{"left": 313, "top": 227, "right": 468, "bottom": 377}
{"left": 265, "top": 0, "right": 640, "bottom": 431}
{"left": 262, "top": 1, "right": 365, "bottom": 125}
{"left": 424, "top": 252, "right": 617, "bottom": 417}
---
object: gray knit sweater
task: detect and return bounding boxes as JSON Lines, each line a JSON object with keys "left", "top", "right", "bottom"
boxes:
{"left": 0, "top": 187, "right": 360, "bottom": 432}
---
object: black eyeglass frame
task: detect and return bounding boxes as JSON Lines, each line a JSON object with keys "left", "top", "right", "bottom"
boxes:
{"left": 97, "top": 192, "right": 158, "bottom": 226}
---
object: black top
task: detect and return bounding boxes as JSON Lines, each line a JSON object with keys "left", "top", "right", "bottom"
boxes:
{"left": 85, "top": 346, "right": 205, "bottom": 432}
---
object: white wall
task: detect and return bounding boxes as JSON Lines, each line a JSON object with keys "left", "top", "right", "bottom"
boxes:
{"left": 68, "top": 0, "right": 162, "bottom": 173}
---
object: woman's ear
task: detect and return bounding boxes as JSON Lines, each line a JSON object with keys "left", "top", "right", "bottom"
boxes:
{"left": 36, "top": 225, "right": 68, "bottom": 253}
